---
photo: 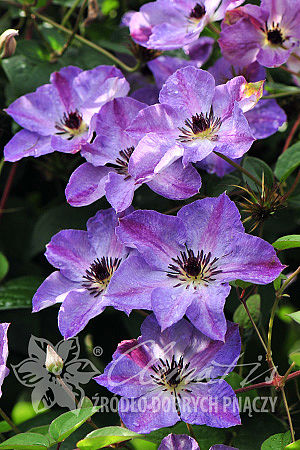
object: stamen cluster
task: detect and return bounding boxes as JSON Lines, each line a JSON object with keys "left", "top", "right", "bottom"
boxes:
{"left": 82, "top": 256, "right": 122, "bottom": 296}
{"left": 178, "top": 107, "right": 222, "bottom": 143}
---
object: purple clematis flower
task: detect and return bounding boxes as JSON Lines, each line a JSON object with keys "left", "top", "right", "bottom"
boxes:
{"left": 159, "top": 434, "right": 238, "bottom": 449}
{"left": 95, "top": 314, "right": 241, "bottom": 433}
{"left": 4, "top": 65, "right": 129, "bottom": 162}
{"left": 0, "top": 323, "right": 10, "bottom": 398}
{"left": 126, "top": 67, "right": 257, "bottom": 177}
{"left": 106, "top": 193, "right": 284, "bottom": 341}
{"left": 65, "top": 97, "right": 201, "bottom": 212}
{"left": 125, "top": 0, "right": 243, "bottom": 50}
{"left": 219, "top": 0, "right": 300, "bottom": 68}
{"left": 201, "top": 57, "right": 286, "bottom": 176}
{"left": 32, "top": 208, "right": 131, "bottom": 339}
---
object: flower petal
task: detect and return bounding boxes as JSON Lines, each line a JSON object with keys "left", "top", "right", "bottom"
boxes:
{"left": 4, "top": 130, "right": 52, "bottom": 162}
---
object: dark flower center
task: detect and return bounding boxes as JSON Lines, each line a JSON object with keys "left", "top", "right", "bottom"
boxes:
{"left": 55, "top": 110, "right": 87, "bottom": 140}
{"left": 107, "top": 146, "right": 135, "bottom": 180}
{"left": 178, "top": 107, "right": 222, "bottom": 143}
{"left": 265, "top": 22, "right": 284, "bottom": 45}
{"left": 82, "top": 257, "right": 122, "bottom": 296}
{"left": 167, "top": 247, "right": 222, "bottom": 288}
{"left": 151, "top": 355, "right": 196, "bottom": 415}
{"left": 189, "top": 3, "right": 206, "bottom": 19}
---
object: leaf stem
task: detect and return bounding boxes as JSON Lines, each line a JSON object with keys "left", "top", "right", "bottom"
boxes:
{"left": 33, "top": 11, "right": 140, "bottom": 72}
{"left": 185, "top": 422, "right": 197, "bottom": 441}
{"left": 262, "top": 91, "right": 300, "bottom": 99}
{"left": 0, "top": 163, "right": 17, "bottom": 224}
{"left": 239, "top": 297, "right": 268, "bottom": 353}
{"left": 0, "top": 408, "right": 20, "bottom": 434}
{"left": 213, "top": 151, "right": 262, "bottom": 186}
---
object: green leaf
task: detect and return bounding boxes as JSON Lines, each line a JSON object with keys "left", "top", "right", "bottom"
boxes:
{"left": 288, "top": 311, "right": 300, "bottom": 325}
{"left": 49, "top": 407, "right": 100, "bottom": 443}
{"left": 0, "top": 252, "right": 9, "bottom": 282}
{"left": 275, "top": 142, "right": 300, "bottom": 181}
{"left": 230, "top": 279, "right": 253, "bottom": 289}
{"left": 0, "top": 276, "right": 43, "bottom": 310}
{"left": 242, "top": 156, "right": 274, "bottom": 191}
{"left": 265, "top": 82, "right": 300, "bottom": 94}
{"left": 261, "top": 431, "right": 291, "bottom": 449}
{"left": 289, "top": 351, "right": 300, "bottom": 367}
{"left": 272, "top": 235, "right": 300, "bottom": 250}
{"left": 0, "top": 421, "right": 12, "bottom": 433}
{"left": 273, "top": 274, "right": 287, "bottom": 291}
{"left": 285, "top": 439, "right": 300, "bottom": 449}
{"left": 0, "top": 432, "right": 50, "bottom": 449}
{"left": 77, "top": 426, "right": 141, "bottom": 449}
{"left": 233, "top": 294, "right": 261, "bottom": 328}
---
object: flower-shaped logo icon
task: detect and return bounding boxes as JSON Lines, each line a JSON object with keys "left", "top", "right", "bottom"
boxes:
{"left": 12, "top": 336, "right": 99, "bottom": 412}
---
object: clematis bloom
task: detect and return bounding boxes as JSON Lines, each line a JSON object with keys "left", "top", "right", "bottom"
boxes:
{"left": 0, "top": 323, "right": 9, "bottom": 398}
{"left": 106, "top": 193, "right": 284, "bottom": 341}
{"left": 125, "top": 0, "right": 244, "bottom": 50}
{"left": 4, "top": 65, "right": 129, "bottom": 161}
{"left": 65, "top": 97, "right": 201, "bottom": 212}
{"left": 219, "top": 0, "right": 300, "bottom": 68}
{"left": 96, "top": 314, "right": 241, "bottom": 433}
{"left": 159, "top": 434, "right": 238, "bottom": 449}
{"left": 126, "top": 67, "right": 257, "bottom": 181}
{"left": 32, "top": 209, "right": 131, "bottom": 339}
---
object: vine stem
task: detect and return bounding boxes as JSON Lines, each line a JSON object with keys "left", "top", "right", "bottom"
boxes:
{"left": 279, "top": 65, "right": 300, "bottom": 78}
{"left": 282, "top": 169, "right": 300, "bottom": 201}
{"left": 55, "top": 0, "right": 88, "bottom": 58}
{"left": 61, "top": 0, "right": 82, "bottom": 26}
{"left": 262, "top": 91, "right": 300, "bottom": 99}
{"left": 0, "top": 163, "right": 17, "bottom": 224}
{"left": 239, "top": 297, "right": 268, "bottom": 354}
{"left": 32, "top": 11, "right": 140, "bottom": 72}
{"left": 282, "top": 113, "right": 300, "bottom": 153}
{"left": 234, "top": 370, "right": 300, "bottom": 393}
{"left": 0, "top": 407, "right": 20, "bottom": 434}
{"left": 213, "top": 151, "right": 262, "bottom": 186}
{"left": 281, "top": 387, "right": 295, "bottom": 442}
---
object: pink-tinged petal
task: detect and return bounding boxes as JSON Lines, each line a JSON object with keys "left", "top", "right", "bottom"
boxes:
{"left": 32, "top": 271, "right": 78, "bottom": 312}
{"left": 50, "top": 133, "right": 88, "bottom": 154}
{"left": 65, "top": 163, "right": 110, "bottom": 207}
{"left": 219, "top": 18, "right": 263, "bottom": 67}
{"left": 86, "top": 208, "right": 127, "bottom": 259}
{"left": 0, "top": 323, "right": 10, "bottom": 397}
{"left": 105, "top": 172, "right": 137, "bottom": 213}
{"left": 127, "top": 103, "right": 181, "bottom": 141}
{"left": 129, "top": 11, "right": 153, "bottom": 45}
{"left": 105, "top": 255, "right": 166, "bottom": 313}
{"left": 159, "top": 67, "right": 215, "bottom": 116}
{"left": 221, "top": 232, "right": 285, "bottom": 284}
{"left": 213, "top": 0, "right": 245, "bottom": 21}
{"left": 215, "top": 103, "right": 255, "bottom": 159}
{"left": 177, "top": 193, "right": 245, "bottom": 255}
{"left": 50, "top": 66, "right": 82, "bottom": 112}
{"left": 5, "top": 84, "right": 63, "bottom": 135}
{"left": 179, "top": 380, "right": 241, "bottom": 427}
{"left": 73, "top": 66, "right": 130, "bottom": 122}
{"left": 4, "top": 130, "right": 52, "bottom": 162}
{"left": 95, "top": 339, "right": 154, "bottom": 397}
{"left": 148, "top": 159, "right": 201, "bottom": 200}
{"left": 120, "top": 390, "right": 179, "bottom": 433}
{"left": 58, "top": 289, "right": 106, "bottom": 339}
{"left": 151, "top": 286, "right": 195, "bottom": 331}
{"left": 186, "top": 284, "right": 230, "bottom": 341}
{"left": 129, "top": 133, "right": 183, "bottom": 182}
{"left": 45, "top": 230, "right": 96, "bottom": 281}
{"left": 245, "top": 98, "right": 286, "bottom": 139}
{"left": 116, "top": 210, "right": 186, "bottom": 269}
{"left": 159, "top": 434, "right": 199, "bottom": 450}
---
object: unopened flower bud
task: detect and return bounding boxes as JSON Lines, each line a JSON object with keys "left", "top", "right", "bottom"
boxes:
{"left": 0, "top": 29, "right": 18, "bottom": 59}
{"left": 45, "top": 345, "right": 64, "bottom": 375}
